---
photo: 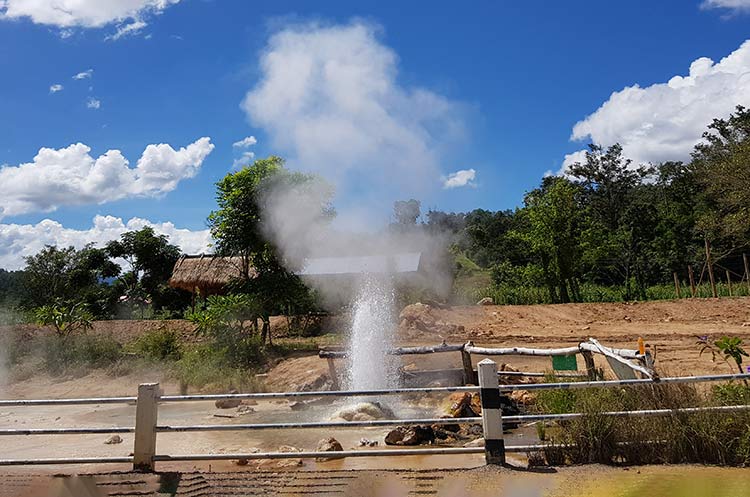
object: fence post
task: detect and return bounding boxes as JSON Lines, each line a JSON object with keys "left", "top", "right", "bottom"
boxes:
{"left": 673, "top": 272, "right": 681, "bottom": 298}
{"left": 133, "top": 383, "right": 159, "bottom": 472}
{"left": 326, "top": 358, "right": 340, "bottom": 390}
{"left": 461, "top": 342, "right": 475, "bottom": 385}
{"left": 688, "top": 265, "right": 696, "bottom": 298}
{"left": 744, "top": 254, "right": 750, "bottom": 295}
{"left": 705, "top": 238, "right": 717, "bottom": 298}
{"left": 477, "top": 359, "right": 505, "bottom": 465}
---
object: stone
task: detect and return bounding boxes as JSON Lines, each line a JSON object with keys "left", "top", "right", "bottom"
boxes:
{"left": 215, "top": 391, "right": 242, "bottom": 409}
{"left": 359, "top": 438, "right": 378, "bottom": 447}
{"left": 331, "top": 402, "right": 394, "bottom": 421}
{"left": 384, "top": 425, "right": 435, "bottom": 446}
{"left": 509, "top": 390, "right": 537, "bottom": 405}
{"left": 477, "top": 297, "right": 494, "bottom": 305}
{"left": 104, "top": 435, "right": 122, "bottom": 445}
{"left": 442, "top": 392, "right": 478, "bottom": 418}
{"left": 289, "top": 401, "right": 308, "bottom": 411}
{"left": 464, "top": 438, "right": 484, "bottom": 447}
{"left": 237, "top": 405, "right": 255, "bottom": 415}
{"left": 315, "top": 437, "right": 344, "bottom": 461}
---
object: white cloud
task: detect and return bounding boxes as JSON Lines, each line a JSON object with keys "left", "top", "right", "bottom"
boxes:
{"left": 49, "top": 84, "right": 63, "bottom": 93}
{"left": 442, "top": 168, "right": 476, "bottom": 189}
{"left": 232, "top": 136, "right": 257, "bottom": 148}
{"left": 73, "top": 69, "right": 93, "bottom": 80}
{"left": 242, "top": 21, "right": 465, "bottom": 201}
{"left": 0, "top": 215, "right": 212, "bottom": 270}
{"left": 233, "top": 151, "right": 255, "bottom": 169}
{"left": 0, "top": 137, "right": 214, "bottom": 219}
{"left": 87, "top": 97, "right": 101, "bottom": 109}
{"left": 563, "top": 39, "right": 750, "bottom": 172}
{"left": 105, "top": 19, "right": 146, "bottom": 41}
{"left": 701, "top": 0, "right": 750, "bottom": 12}
{"left": 0, "top": 0, "right": 180, "bottom": 38}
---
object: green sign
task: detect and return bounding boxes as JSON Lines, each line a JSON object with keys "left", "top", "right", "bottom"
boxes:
{"left": 552, "top": 354, "right": 578, "bottom": 371}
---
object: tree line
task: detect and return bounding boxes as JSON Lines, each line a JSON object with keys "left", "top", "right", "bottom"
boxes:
{"left": 1, "top": 106, "right": 749, "bottom": 318}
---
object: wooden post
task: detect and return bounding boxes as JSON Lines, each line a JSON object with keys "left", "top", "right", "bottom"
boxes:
{"left": 477, "top": 359, "right": 505, "bottom": 465}
{"left": 744, "top": 254, "right": 750, "bottom": 295}
{"left": 326, "top": 358, "right": 340, "bottom": 390}
{"left": 133, "top": 383, "right": 159, "bottom": 472}
{"left": 461, "top": 342, "right": 475, "bottom": 385}
{"left": 581, "top": 350, "right": 597, "bottom": 381}
{"left": 673, "top": 272, "right": 681, "bottom": 299}
{"left": 688, "top": 265, "right": 696, "bottom": 298}
{"left": 705, "top": 238, "right": 717, "bottom": 298}
{"left": 726, "top": 269, "right": 733, "bottom": 297}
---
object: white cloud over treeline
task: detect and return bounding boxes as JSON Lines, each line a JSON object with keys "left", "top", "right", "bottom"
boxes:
{"left": 0, "top": 137, "right": 214, "bottom": 219}
{"left": 242, "top": 21, "right": 468, "bottom": 201}
{"left": 701, "top": 0, "right": 750, "bottom": 12}
{"left": 563, "top": 39, "right": 750, "bottom": 171}
{"left": 0, "top": 215, "right": 211, "bottom": 270}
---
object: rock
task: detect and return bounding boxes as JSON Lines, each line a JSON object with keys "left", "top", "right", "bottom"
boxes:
{"left": 442, "top": 392, "right": 480, "bottom": 418}
{"left": 237, "top": 405, "right": 255, "bottom": 415}
{"left": 315, "top": 437, "right": 344, "bottom": 461}
{"left": 104, "top": 435, "right": 122, "bottom": 445}
{"left": 331, "top": 402, "right": 394, "bottom": 421}
{"left": 623, "top": 316, "right": 632, "bottom": 323}
{"left": 384, "top": 425, "right": 435, "bottom": 446}
{"left": 742, "top": 322, "right": 750, "bottom": 327}
{"left": 215, "top": 390, "right": 242, "bottom": 409}
{"left": 464, "top": 438, "right": 484, "bottom": 447}
{"left": 509, "top": 390, "right": 537, "bottom": 406}
{"left": 359, "top": 438, "right": 378, "bottom": 447}
{"left": 258, "top": 445, "right": 303, "bottom": 468}
{"left": 289, "top": 401, "right": 308, "bottom": 411}
{"left": 477, "top": 297, "right": 494, "bottom": 306}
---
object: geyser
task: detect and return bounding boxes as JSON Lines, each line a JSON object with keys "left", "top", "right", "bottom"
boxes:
{"left": 345, "top": 274, "right": 398, "bottom": 392}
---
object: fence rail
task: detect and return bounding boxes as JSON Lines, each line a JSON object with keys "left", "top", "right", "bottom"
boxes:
{"left": 0, "top": 357, "right": 748, "bottom": 470}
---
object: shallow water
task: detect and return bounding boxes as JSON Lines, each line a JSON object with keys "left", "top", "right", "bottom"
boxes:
{"left": 557, "top": 466, "right": 750, "bottom": 497}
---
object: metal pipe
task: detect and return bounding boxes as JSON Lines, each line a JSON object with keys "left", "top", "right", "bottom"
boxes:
{"left": 160, "top": 385, "right": 479, "bottom": 402}
{"left": 0, "top": 456, "right": 133, "bottom": 466}
{"left": 156, "top": 417, "right": 482, "bottom": 433}
{"left": 0, "top": 397, "right": 136, "bottom": 407}
{"left": 503, "top": 373, "right": 750, "bottom": 392}
{"left": 497, "top": 371, "right": 586, "bottom": 378}
{"left": 153, "top": 447, "right": 485, "bottom": 462}
{"left": 0, "top": 426, "right": 134, "bottom": 436}
{"left": 504, "top": 404, "right": 750, "bottom": 423}
{"left": 466, "top": 345, "right": 581, "bottom": 357}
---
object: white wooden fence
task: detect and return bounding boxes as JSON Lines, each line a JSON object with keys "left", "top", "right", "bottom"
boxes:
{"left": 1, "top": 361, "right": 749, "bottom": 471}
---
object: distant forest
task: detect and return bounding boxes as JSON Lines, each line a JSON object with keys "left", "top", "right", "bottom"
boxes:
{"left": 1, "top": 106, "right": 750, "bottom": 317}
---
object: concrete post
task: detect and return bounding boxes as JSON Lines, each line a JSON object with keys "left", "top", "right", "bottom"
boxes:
{"left": 477, "top": 359, "right": 505, "bottom": 465}
{"left": 133, "top": 383, "right": 159, "bottom": 472}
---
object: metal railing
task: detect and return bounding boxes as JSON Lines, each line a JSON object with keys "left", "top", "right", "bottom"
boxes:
{"left": 0, "top": 361, "right": 748, "bottom": 471}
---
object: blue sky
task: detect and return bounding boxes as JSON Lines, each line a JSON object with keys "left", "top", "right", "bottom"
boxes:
{"left": 0, "top": 0, "right": 749, "bottom": 268}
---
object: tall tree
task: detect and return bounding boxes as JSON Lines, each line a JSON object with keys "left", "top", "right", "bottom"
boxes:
{"left": 208, "top": 156, "right": 333, "bottom": 343}
{"left": 106, "top": 227, "right": 187, "bottom": 314}
{"left": 21, "top": 245, "right": 120, "bottom": 315}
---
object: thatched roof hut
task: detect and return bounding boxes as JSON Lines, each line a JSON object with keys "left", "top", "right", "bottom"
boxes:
{"left": 168, "top": 255, "right": 256, "bottom": 295}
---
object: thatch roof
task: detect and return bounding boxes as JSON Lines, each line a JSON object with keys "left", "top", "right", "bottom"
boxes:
{"left": 169, "top": 255, "right": 256, "bottom": 294}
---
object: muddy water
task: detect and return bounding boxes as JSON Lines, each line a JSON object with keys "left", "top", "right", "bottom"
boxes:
{"left": 552, "top": 466, "right": 750, "bottom": 497}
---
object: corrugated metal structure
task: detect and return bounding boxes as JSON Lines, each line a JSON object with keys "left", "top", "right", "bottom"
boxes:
{"left": 297, "top": 252, "right": 423, "bottom": 276}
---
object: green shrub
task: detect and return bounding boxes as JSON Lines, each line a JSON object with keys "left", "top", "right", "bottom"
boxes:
{"left": 41, "top": 334, "right": 123, "bottom": 374}
{"left": 538, "top": 382, "right": 750, "bottom": 466}
{"left": 131, "top": 326, "right": 182, "bottom": 361}
{"left": 172, "top": 345, "right": 265, "bottom": 392}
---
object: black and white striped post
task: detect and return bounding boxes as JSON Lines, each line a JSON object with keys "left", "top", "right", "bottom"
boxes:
{"left": 477, "top": 359, "right": 505, "bottom": 465}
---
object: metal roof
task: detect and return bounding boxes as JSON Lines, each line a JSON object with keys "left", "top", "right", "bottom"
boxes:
{"left": 297, "top": 252, "right": 422, "bottom": 276}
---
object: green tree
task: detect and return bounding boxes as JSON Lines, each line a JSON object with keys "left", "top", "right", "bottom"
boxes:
{"left": 690, "top": 105, "right": 750, "bottom": 249}
{"left": 21, "top": 245, "right": 120, "bottom": 316}
{"left": 208, "top": 156, "right": 333, "bottom": 343}
{"left": 106, "top": 227, "right": 187, "bottom": 314}
{"left": 518, "top": 177, "right": 585, "bottom": 303}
